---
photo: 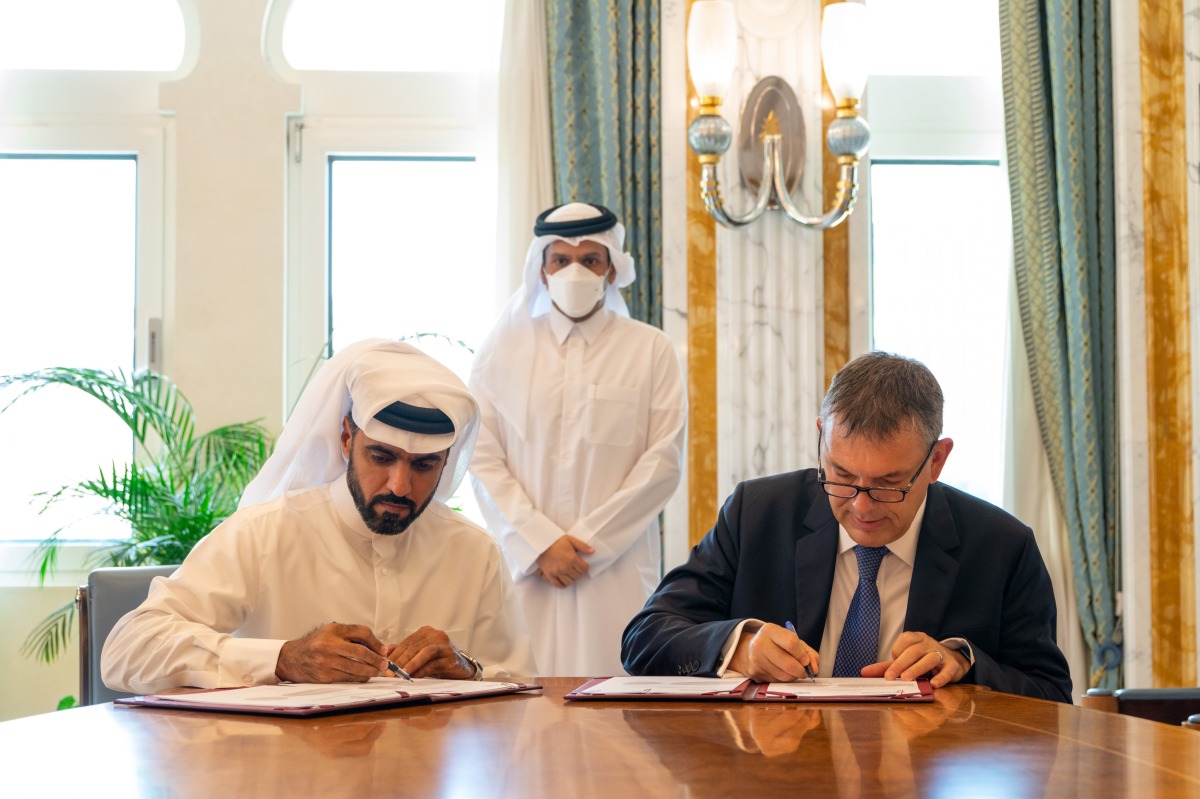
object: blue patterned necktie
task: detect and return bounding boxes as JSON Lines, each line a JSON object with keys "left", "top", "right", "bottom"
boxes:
{"left": 832, "top": 545, "right": 890, "bottom": 677}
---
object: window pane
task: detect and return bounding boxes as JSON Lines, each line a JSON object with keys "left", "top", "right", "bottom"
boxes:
{"left": 869, "top": 162, "right": 1010, "bottom": 507}
{"left": 282, "top": 0, "right": 502, "bottom": 72}
{"left": 0, "top": 156, "right": 137, "bottom": 541}
{"left": 327, "top": 155, "right": 494, "bottom": 520}
{"left": 0, "top": 0, "right": 184, "bottom": 71}
{"left": 866, "top": 0, "right": 1000, "bottom": 77}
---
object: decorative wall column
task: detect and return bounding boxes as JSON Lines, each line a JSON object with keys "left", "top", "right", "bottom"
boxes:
{"left": 713, "top": 1, "right": 826, "bottom": 499}
{"left": 1140, "top": 0, "right": 1196, "bottom": 687}
{"left": 160, "top": 0, "right": 301, "bottom": 433}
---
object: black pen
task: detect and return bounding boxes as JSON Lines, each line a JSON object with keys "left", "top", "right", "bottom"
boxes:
{"left": 785, "top": 621, "right": 818, "bottom": 683}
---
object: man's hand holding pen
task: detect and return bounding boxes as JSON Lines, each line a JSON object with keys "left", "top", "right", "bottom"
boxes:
{"left": 728, "top": 622, "right": 821, "bottom": 683}
{"left": 274, "top": 622, "right": 398, "bottom": 684}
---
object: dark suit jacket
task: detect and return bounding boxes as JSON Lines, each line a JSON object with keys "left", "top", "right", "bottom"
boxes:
{"left": 621, "top": 469, "right": 1073, "bottom": 703}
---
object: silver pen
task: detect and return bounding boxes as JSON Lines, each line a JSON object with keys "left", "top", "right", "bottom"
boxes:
{"left": 342, "top": 624, "right": 414, "bottom": 681}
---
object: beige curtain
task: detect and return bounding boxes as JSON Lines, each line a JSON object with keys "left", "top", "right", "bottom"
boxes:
{"left": 496, "top": 0, "right": 555, "bottom": 301}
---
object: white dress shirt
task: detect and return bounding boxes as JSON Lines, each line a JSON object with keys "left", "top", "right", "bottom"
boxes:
{"left": 102, "top": 475, "right": 536, "bottom": 693}
{"left": 816, "top": 500, "right": 925, "bottom": 672}
{"left": 470, "top": 307, "right": 686, "bottom": 675}
{"left": 718, "top": 501, "right": 929, "bottom": 675}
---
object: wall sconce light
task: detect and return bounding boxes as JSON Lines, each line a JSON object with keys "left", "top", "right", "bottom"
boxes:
{"left": 686, "top": 0, "right": 870, "bottom": 229}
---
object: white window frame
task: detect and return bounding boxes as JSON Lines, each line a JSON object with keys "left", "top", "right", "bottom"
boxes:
{"left": 850, "top": 73, "right": 1006, "bottom": 355}
{"left": 283, "top": 117, "right": 487, "bottom": 414}
{"left": 0, "top": 120, "right": 169, "bottom": 586}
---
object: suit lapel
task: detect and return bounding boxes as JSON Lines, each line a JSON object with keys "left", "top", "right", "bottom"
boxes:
{"left": 904, "top": 483, "right": 961, "bottom": 635}
{"left": 794, "top": 494, "right": 839, "bottom": 645}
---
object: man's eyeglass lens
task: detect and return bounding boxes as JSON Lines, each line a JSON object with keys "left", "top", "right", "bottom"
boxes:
{"left": 821, "top": 483, "right": 906, "bottom": 503}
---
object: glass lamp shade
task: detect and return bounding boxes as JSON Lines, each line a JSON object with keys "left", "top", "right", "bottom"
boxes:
{"left": 687, "top": 0, "right": 737, "bottom": 99}
{"left": 821, "top": 2, "right": 868, "bottom": 102}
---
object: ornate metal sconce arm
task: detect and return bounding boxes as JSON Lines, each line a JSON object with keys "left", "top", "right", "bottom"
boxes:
{"left": 687, "top": 89, "right": 871, "bottom": 231}
{"left": 699, "top": 161, "right": 773, "bottom": 228}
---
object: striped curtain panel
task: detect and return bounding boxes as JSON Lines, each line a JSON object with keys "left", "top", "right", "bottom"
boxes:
{"left": 545, "top": 0, "right": 663, "bottom": 327}
{"left": 1000, "top": 0, "right": 1121, "bottom": 688}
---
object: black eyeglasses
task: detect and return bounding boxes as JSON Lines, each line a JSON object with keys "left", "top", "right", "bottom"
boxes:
{"left": 817, "top": 438, "right": 936, "bottom": 504}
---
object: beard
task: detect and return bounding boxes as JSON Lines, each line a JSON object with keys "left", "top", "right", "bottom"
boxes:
{"left": 345, "top": 455, "right": 435, "bottom": 536}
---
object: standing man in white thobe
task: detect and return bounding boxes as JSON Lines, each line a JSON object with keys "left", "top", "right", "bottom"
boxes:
{"left": 469, "top": 202, "right": 686, "bottom": 676}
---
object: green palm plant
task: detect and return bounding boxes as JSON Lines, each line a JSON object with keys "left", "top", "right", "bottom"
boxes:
{"left": 1, "top": 367, "right": 273, "bottom": 665}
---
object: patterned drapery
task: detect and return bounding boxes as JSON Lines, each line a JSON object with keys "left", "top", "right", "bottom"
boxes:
{"left": 545, "top": 0, "right": 663, "bottom": 327}
{"left": 1000, "top": 0, "right": 1121, "bottom": 688}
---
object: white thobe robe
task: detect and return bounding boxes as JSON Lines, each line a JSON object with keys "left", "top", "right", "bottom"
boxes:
{"left": 469, "top": 309, "right": 686, "bottom": 675}
{"left": 102, "top": 475, "right": 536, "bottom": 694}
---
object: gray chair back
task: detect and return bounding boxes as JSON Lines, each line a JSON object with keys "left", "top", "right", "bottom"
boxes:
{"left": 76, "top": 565, "right": 178, "bottom": 706}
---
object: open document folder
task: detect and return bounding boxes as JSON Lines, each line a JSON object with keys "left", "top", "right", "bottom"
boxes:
{"left": 565, "top": 676, "right": 932, "bottom": 703}
{"left": 114, "top": 678, "right": 542, "bottom": 717}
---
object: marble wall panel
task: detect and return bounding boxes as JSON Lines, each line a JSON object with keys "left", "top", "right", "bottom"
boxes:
{"left": 714, "top": 0, "right": 826, "bottom": 497}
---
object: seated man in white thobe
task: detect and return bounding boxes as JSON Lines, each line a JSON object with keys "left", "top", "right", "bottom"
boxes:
{"left": 103, "top": 339, "right": 535, "bottom": 693}
{"left": 469, "top": 202, "right": 687, "bottom": 676}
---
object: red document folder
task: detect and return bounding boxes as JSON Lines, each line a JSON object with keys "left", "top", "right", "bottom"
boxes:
{"left": 565, "top": 676, "right": 750, "bottom": 701}
{"left": 743, "top": 678, "right": 933, "bottom": 703}
{"left": 565, "top": 676, "right": 933, "bottom": 703}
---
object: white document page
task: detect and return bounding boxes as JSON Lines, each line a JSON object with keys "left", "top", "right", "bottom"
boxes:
{"left": 761, "top": 677, "right": 923, "bottom": 697}
{"left": 576, "top": 676, "right": 747, "bottom": 696}
{"left": 158, "top": 678, "right": 520, "bottom": 708}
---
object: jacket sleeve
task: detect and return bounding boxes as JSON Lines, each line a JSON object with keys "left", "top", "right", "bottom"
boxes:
{"left": 621, "top": 484, "right": 749, "bottom": 677}
{"left": 958, "top": 533, "right": 1074, "bottom": 703}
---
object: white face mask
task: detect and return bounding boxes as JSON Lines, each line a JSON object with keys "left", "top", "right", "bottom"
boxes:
{"left": 545, "top": 263, "right": 608, "bottom": 319}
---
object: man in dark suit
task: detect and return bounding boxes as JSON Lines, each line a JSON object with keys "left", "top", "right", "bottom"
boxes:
{"left": 621, "top": 352, "right": 1072, "bottom": 703}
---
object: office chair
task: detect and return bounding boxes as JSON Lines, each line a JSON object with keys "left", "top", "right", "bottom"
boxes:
{"left": 1082, "top": 687, "right": 1200, "bottom": 726}
{"left": 75, "top": 565, "right": 178, "bottom": 706}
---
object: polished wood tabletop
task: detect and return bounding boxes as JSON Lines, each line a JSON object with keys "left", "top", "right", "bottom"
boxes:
{"left": 5, "top": 678, "right": 1200, "bottom": 797}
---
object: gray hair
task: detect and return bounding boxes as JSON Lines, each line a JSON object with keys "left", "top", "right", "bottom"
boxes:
{"left": 820, "top": 352, "right": 943, "bottom": 447}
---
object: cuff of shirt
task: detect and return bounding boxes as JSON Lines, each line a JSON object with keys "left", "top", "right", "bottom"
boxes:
{"left": 520, "top": 513, "right": 570, "bottom": 572}
{"left": 716, "top": 619, "right": 764, "bottom": 676}
{"left": 218, "top": 638, "right": 288, "bottom": 687}
{"left": 939, "top": 637, "right": 975, "bottom": 668}
{"left": 502, "top": 513, "right": 569, "bottom": 576}
{"left": 568, "top": 520, "right": 616, "bottom": 579}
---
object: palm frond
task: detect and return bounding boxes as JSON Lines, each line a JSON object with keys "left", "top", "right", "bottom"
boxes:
{"left": 191, "top": 420, "right": 271, "bottom": 483}
{"left": 130, "top": 370, "right": 195, "bottom": 458}
{"left": 1, "top": 367, "right": 176, "bottom": 446}
{"left": 28, "top": 531, "right": 65, "bottom": 587}
{"left": 20, "top": 600, "right": 75, "bottom": 665}
{"left": 4, "top": 367, "right": 274, "bottom": 664}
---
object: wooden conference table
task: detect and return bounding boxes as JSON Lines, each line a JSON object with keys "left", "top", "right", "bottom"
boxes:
{"left": 4, "top": 678, "right": 1200, "bottom": 797}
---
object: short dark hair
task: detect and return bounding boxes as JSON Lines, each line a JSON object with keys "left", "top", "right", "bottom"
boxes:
{"left": 820, "top": 352, "right": 943, "bottom": 447}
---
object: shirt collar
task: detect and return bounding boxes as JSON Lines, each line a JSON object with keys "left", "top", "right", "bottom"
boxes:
{"left": 549, "top": 305, "right": 611, "bottom": 345}
{"left": 837, "top": 495, "right": 927, "bottom": 568}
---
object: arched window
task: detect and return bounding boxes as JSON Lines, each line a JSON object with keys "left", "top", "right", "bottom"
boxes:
{"left": 0, "top": 1, "right": 179, "bottom": 546}
{"left": 266, "top": 0, "right": 505, "bottom": 409}
{"left": 0, "top": 0, "right": 185, "bottom": 71}
{"left": 280, "top": 0, "right": 499, "bottom": 72}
